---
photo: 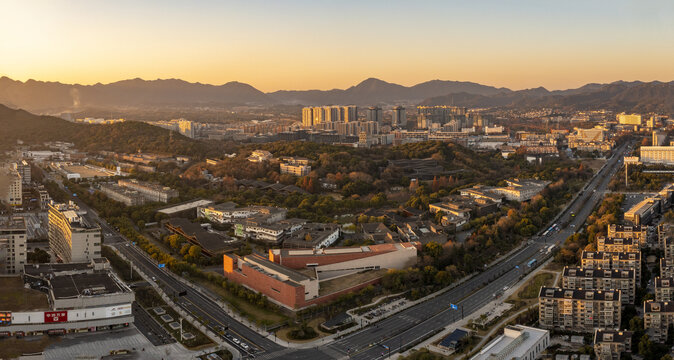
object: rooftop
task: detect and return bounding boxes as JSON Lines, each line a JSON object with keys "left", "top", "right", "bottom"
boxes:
{"left": 563, "top": 267, "right": 634, "bottom": 279}
{"left": 471, "top": 325, "right": 548, "bottom": 360}
{"left": 539, "top": 287, "right": 620, "bottom": 301}
{"left": 50, "top": 272, "right": 129, "bottom": 299}
{"left": 166, "top": 218, "right": 235, "bottom": 254}
{"left": 157, "top": 199, "right": 214, "bottom": 215}
{"left": 593, "top": 329, "right": 633, "bottom": 344}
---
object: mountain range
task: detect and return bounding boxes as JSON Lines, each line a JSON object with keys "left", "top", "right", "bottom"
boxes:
{"left": 1, "top": 76, "right": 673, "bottom": 114}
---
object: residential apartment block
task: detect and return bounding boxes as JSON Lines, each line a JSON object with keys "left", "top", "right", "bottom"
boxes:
{"left": 593, "top": 329, "right": 632, "bottom": 360}
{"left": 644, "top": 301, "right": 674, "bottom": 342}
{"left": 607, "top": 224, "right": 647, "bottom": 247}
{"left": 656, "top": 277, "right": 674, "bottom": 302}
{"left": 0, "top": 217, "right": 27, "bottom": 274}
{"left": 561, "top": 267, "right": 635, "bottom": 304}
{"left": 0, "top": 168, "right": 22, "bottom": 206}
{"left": 580, "top": 251, "right": 641, "bottom": 283}
{"left": 596, "top": 237, "right": 639, "bottom": 253}
{"left": 538, "top": 288, "right": 621, "bottom": 333}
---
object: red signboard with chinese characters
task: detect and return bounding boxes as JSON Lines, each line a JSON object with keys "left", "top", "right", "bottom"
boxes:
{"left": 44, "top": 311, "right": 67, "bottom": 323}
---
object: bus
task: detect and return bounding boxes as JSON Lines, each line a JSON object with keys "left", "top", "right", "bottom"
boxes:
{"left": 527, "top": 259, "right": 537, "bottom": 268}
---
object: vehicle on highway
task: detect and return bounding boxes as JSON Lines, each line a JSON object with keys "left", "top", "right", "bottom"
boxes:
{"left": 233, "top": 338, "right": 240, "bottom": 344}
{"left": 151, "top": 276, "right": 157, "bottom": 282}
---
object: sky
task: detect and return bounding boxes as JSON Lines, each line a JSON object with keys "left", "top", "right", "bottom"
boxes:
{"left": 1, "top": 0, "right": 674, "bottom": 92}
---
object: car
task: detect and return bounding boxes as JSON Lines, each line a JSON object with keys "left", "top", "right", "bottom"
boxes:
{"left": 503, "top": 286, "right": 509, "bottom": 291}
{"left": 233, "top": 338, "right": 240, "bottom": 344}
{"left": 151, "top": 276, "right": 157, "bottom": 282}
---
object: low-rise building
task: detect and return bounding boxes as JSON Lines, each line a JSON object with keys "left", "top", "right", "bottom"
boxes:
{"left": 624, "top": 196, "right": 661, "bottom": 225}
{"left": 247, "top": 150, "right": 273, "bottom": 163}
{"left": 596, "top": 237, "right": 640, "bottom": 253}
{"left": 283, "top": 223, "right": 341, "bottom": 249}
{"left": 235, "top": 218, "right": 306, "bottom": 245}
{"left": 593, "top": 329, "right": 632, "bottom": 360}
{"left": 538, "top": 288, "right": 621, "bottom": 333}
{"left": 459, "top": 185, "right": 503, "bottom": 204}
{"left": 644, "top": 301, "right": 674, "bottom": 342}
{"left": 581, "top": 251, "right": 642, "bottom": 283}
{"left": 117, "top": 179, "right": 178, "bottom": 203}
{"left": 7, "top": 258, "right": 135, "bottom": 336}
{"left": 197, "top": 202, "right": 287, "bottom": 224}
{"left": 269, "top": 242, "right": 419, "bottom": 278}
{"left": 561, "top": 267, "right": 635, "bottom": 304}
{"left": 470, "top": 325, "right": 549, "bottom": 360}
{"left": 99, "top": 183, "right": 145, "bottom": 206}
{"left": 280, "top": 161, "right": 311, "bottom": 177}
{"left": 491, "top": 179, "right": 550, "bottom": 202}
{"left": 164, "top": 218, "right": 237, "bottom": 257}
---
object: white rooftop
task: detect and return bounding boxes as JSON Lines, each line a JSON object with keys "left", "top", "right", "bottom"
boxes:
{"left": 471, "top": 325, "right": 548, "bottom": 360}
{"left": 158, "top": 199, "right": 214, "bottom": 215}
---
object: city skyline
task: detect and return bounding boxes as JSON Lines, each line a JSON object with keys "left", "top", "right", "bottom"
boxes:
{"left": 2, "top": 0, "right": 674, "bottom": 92}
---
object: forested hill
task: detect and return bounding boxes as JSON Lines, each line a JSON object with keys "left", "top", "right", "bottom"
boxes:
{"left": 0, "top": 104, "right": 215, "bottom": 156}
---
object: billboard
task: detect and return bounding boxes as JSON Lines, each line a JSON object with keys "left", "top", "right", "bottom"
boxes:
{"left": 105, "top": 304, "right": 132, "bottom": 318}
{"left": 44, "top": 311, "right": 68, "bottom": 323}
{"left": 0, "top": 312, "right": 11, "bottom": 325}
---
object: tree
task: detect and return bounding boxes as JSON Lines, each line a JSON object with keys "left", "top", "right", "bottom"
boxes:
{"left": 424, "top": 241, "right": 443, "bottom": 258}
{"left": 188, "top": 245, "right": 202, "bottom": 258}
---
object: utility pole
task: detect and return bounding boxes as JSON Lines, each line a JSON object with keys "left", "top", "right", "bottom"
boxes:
{"left": 180, "top": 318, "right": 183, "bottom": 342}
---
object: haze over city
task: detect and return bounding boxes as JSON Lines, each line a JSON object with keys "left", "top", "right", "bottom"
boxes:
{"left": 2, "top": 0, "right": 674, "bottom": 91}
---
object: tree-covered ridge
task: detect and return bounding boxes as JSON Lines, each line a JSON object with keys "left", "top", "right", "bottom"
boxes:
{"left": 0, "top": 104, "right": 216, "bottom": 156}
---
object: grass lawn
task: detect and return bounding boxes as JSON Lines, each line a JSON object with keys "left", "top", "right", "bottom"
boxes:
{"left": 190, "top": 277, "right": 288, "bottom": 326}
{"left": 0, "top": 336, "right": 61, "bottom": 359}
{"left": 276, "top": 317, "right": 331, "bottom": 343}
{"left": 517, "top": 273, "right": 554, "bottom": 299}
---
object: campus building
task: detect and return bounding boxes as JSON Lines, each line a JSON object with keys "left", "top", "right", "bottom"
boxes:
{"left": 224, "top": 242, "right": 419, "bottom": 310}
{"left": 117, "top": 179, "right": 178, "bottom": 203}
{"left": 640, "top": 146, "right": 674, "bottom": 166}
{"left": 99, "top": 183, "right": 145, "bottom": 206}
{"left": 490, "top": 179, "right": 550, "bottom": 202}
{"left": 48, "top": 202, "right": 101, "bottom": 263}
{"left": 197, "top": 202, "right": 287, "bottom": 224}
{"left": 538, "top": 288, "right": 621, "bottom": 333}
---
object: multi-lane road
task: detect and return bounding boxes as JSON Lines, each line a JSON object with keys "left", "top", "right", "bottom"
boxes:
{"left": 72, "top": 141, "right": 629, "bottom": 360}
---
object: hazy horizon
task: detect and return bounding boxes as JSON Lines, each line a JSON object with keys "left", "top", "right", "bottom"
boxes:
{"left": 2, "top": 0, "right": 674, "bottom": 92}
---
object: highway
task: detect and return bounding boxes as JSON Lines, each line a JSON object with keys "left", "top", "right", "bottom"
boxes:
{"left": 66, "top": 141, "right": 629, "bottom": 360}
{"left": 259, "top": 141, "right": 630, "bottom": 360}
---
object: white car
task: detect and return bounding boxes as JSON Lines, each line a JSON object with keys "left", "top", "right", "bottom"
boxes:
{"left": 233, "top": 338, "right": 240, "bottom": 344}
